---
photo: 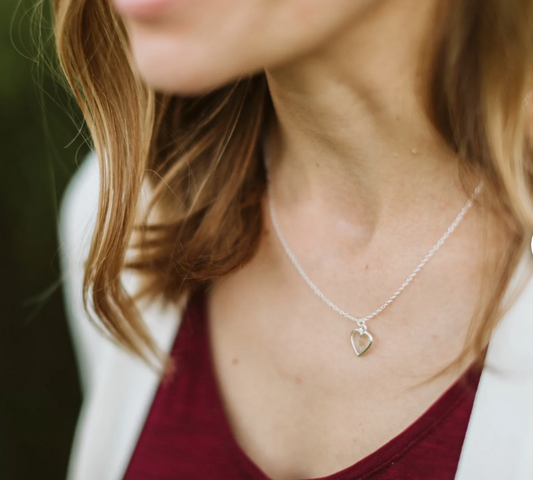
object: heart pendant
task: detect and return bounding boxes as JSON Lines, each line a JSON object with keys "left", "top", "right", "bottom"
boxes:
{"left": 350, "top": 328, "right": 373, "bottom": 357}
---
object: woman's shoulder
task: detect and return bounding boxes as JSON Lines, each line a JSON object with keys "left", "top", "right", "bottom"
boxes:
{"left": 58, "top": 151, "right": 104, "bottom": 395}
{"left": 58, "top": 152, "right": 184, "bottom": 394}
{"left": 60, "top": 151, "right": 100, "bottom": 245}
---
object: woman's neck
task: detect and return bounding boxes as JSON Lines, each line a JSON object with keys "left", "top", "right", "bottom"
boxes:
{"left": 264, "top": 0, "right": 474, "bottom": 238}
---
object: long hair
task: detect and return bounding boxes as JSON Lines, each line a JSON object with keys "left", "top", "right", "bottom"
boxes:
{"left": 54, "top": 0, "right": 533, "bottom": 370}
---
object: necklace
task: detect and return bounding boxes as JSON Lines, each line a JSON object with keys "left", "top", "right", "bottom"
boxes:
{"left": 267, "top": 179, "right": 483, "bottom": 357}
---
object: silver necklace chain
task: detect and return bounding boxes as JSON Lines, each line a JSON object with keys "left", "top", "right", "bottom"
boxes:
{"left": 267, "top": 178, "right": 483, "bottom": 356}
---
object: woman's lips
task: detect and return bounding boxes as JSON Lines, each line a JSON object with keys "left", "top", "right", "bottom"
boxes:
{"left": 111, "top": 0, "right": 181, "bottom": 19}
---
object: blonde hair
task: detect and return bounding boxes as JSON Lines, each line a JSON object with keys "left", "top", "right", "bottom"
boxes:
{"left": 54, "top": 0, "right": 533, "bottom": 370}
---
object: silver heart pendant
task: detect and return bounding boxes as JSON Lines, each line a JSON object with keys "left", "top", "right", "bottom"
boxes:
{"left": 350, "top": 328, "right": 373, "bottom": 357}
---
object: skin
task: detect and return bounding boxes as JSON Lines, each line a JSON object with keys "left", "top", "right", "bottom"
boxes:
{"left": 112, "top": 0, "right": 506, "bottom": 478}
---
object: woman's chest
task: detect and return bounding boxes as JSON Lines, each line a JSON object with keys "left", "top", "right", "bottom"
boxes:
{"left": 207, "top": 301, "right": 478, "bottom": 479}
{"left": 119, "top": 286, "right": 480, "bottom": 480}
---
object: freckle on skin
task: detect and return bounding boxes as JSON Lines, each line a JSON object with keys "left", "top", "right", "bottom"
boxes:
{"left": 365, "top": 265, "right": 369, "bottom": 270}
{"left": 232, "top": 358, "right": 239, "bottom": 365}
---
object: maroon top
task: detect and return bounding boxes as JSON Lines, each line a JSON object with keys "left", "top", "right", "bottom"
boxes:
{"left": 122, "top": 291, "right": 481, "bottom": 480}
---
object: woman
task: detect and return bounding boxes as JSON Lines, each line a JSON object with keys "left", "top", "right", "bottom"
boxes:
{"left": 56, "top": 0, "right": 533, "bottom": 479}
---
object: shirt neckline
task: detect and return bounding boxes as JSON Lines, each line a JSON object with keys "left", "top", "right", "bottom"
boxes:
{"left": 188, "top": 288, "right": 482, "bottom": 480}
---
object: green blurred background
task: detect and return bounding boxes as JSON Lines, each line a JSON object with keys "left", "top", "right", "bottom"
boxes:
{"left": 1, "top": 0, "right": 89, "bottom": 478}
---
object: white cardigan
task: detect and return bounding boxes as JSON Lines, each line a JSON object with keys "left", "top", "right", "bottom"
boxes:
{"left": 59, "top": 153, "right": 533, "bottom": 480}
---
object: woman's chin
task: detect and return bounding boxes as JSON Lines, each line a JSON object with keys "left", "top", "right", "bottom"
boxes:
{"left": 128, "top": 40, "right": 243, "bottom": 95}
{"left": 130, "top": 51, "right": 211, "bottom": 95}
{"left": 134, "top": 65, "right": 219, "bottom": 96}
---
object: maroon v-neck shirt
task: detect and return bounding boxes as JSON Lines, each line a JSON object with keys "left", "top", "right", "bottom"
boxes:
{"left": 122, "top": 291, "right": 481, "bottom": 480}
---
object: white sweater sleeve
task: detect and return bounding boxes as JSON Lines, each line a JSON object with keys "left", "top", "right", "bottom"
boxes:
{"left": 58, "top": 151, "right": 185, "bottom": 480}
{"left": 58, "top": 151, "right": 104, "bottom": 396}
